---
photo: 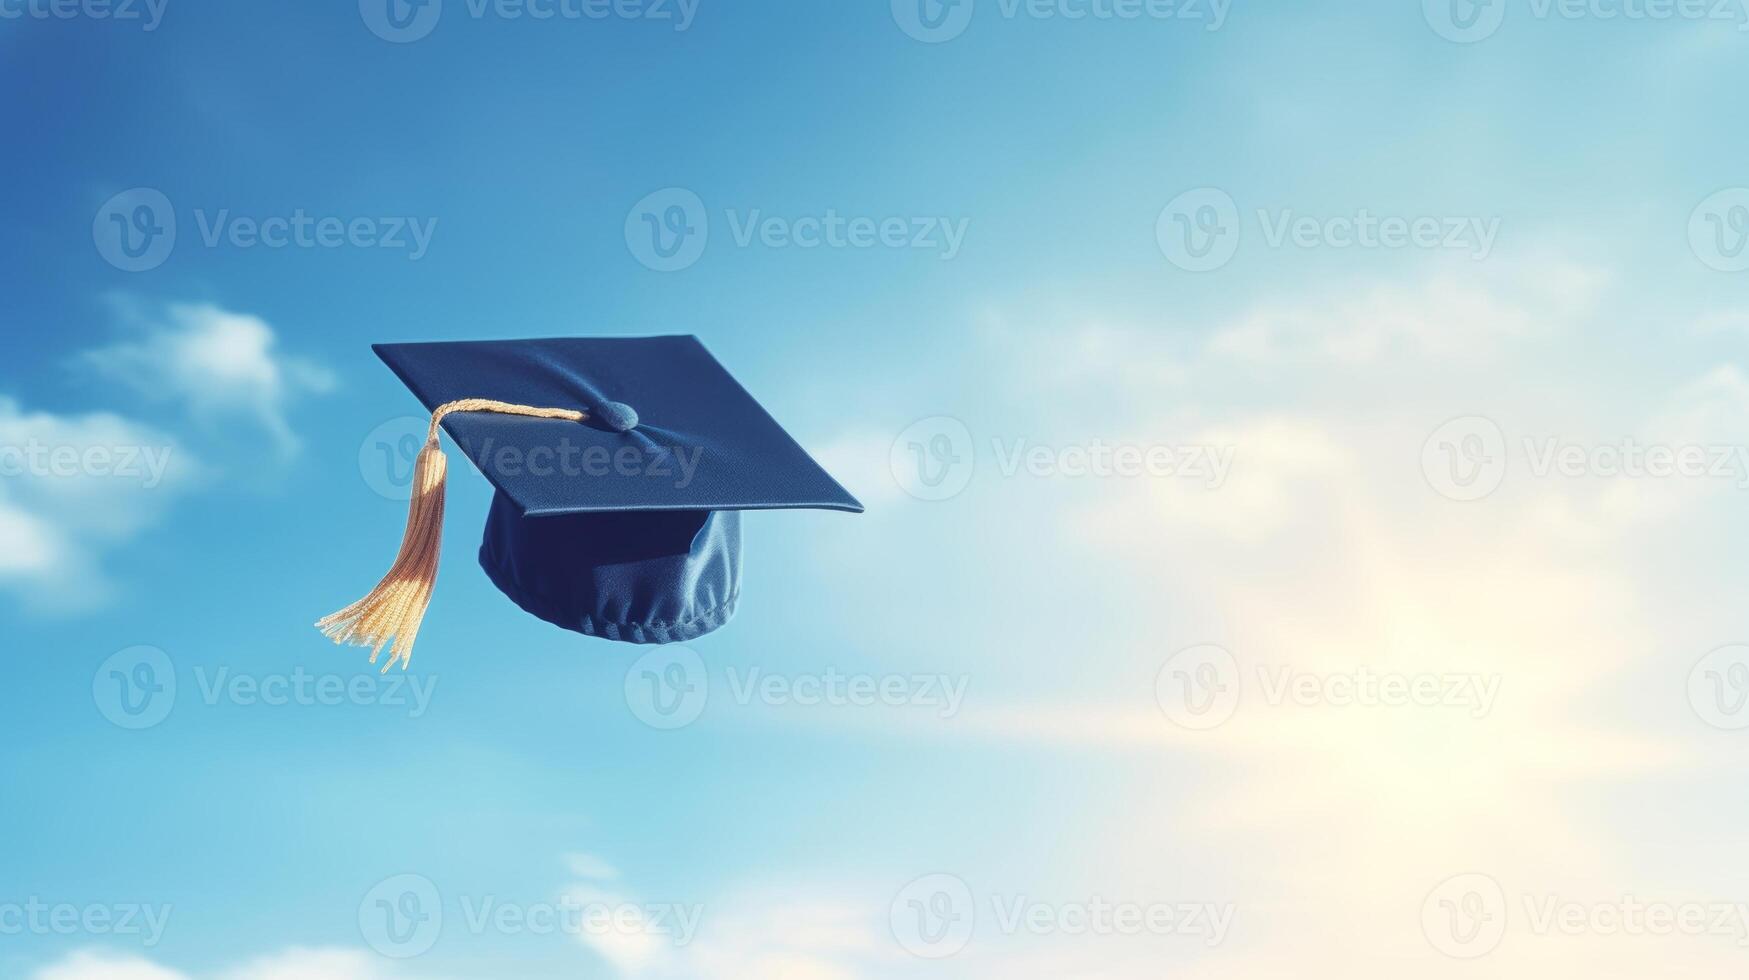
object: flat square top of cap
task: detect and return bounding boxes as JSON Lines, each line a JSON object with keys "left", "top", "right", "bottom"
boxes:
{"left": 374, "top": 336, "right": 863, "bottom": 517}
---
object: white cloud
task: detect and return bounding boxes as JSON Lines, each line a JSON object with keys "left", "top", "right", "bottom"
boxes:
{"left": 563, "top": 852, "right": 623, "bottom": 881}
{"left": 552, "top": 857, "right": 892, "bottom": 980}
{"left": 35, "top": 952, "right": 188, "bottom": 980}
{"left": 679, "top": 892, "right": 883, "bottom": 980}
{"left": 0, "top": 395, "right": 200, "bottom": 611}
{"left": 217, "top": 948, "right": 402, "bottom": 980}
{"left": 80, "top": 301, "right": 335, "bottom": 456}
{"left": 0, "top": 299, "right": 332, "bottom": 610}
{"left": 0, "top": 498, "right": 61, "bottom": 575}
{"left": 1692, "top": 308, "right": 1749, "bottom": 335}
{"left": 784, "top": 260, "right": 1749, "bottom": 978}
{"left": 34, "top": 949, "right": 420, "bottom": 980}
{"left": 565, "top": 881, "right": 671, "bottom": 975}
{"left": 808, "top": 431, "right": 904, "bottom": 508}
{"left": 1206, "top": 262, "right": 1599, "bottom": 366}
{"left": 1084, "top": 416, "right": 1348, "bottom": 544}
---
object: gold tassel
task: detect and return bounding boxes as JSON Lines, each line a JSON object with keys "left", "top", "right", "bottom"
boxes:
{"left": 316, "top": 399, "right": 586, "bottom": 671}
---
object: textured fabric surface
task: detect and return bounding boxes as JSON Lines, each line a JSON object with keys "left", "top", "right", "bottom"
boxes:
{"left": 368, "top": 335, "right": 859, "bottom": 645}
{"left": 480, "top": 494, "right": 742, "bottom": 644}
{"left": 374, "top": 335, "right": 863, "bottom": 515}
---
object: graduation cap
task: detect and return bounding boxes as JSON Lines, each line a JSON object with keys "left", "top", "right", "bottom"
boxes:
{"left": 316, "top": 336, "right": 862, "bottom": 670}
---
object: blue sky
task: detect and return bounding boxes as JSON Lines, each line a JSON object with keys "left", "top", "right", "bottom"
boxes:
{"left": 5, "top": 1, "right": 1749, "bottom": 978}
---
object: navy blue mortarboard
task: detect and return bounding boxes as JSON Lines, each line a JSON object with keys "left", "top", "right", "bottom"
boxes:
{"left": 317, "top": 336, "right": 861, "bottom": 669}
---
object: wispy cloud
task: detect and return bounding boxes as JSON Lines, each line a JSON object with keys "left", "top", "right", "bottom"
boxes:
{"left": 786, "top": 256, "right": 1749, "bottom": 976}
{"left": 0, "top": 395, "right": 199, "bottom": 611}
{"left": 35, "top": 949, "right": 424, "bottom": 980}
{"left": 0, "top": 298, "right": 333, "bottom": 611}
{"left": 79, "top": 300, "right": 335, "bottom": 457}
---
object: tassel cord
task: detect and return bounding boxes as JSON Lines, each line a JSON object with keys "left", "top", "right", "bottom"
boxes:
{"left": 315, "top": 399, "right": 586, "bottom": 671}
